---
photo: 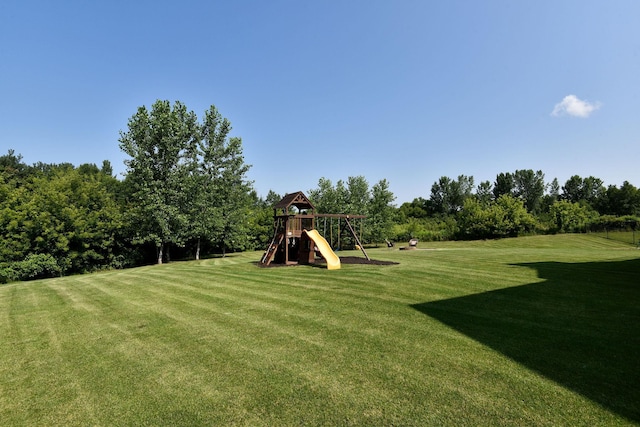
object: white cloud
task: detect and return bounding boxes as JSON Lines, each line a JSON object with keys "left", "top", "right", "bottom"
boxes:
{"left": 551, "top": 94, "right": 601, "bottom": 118}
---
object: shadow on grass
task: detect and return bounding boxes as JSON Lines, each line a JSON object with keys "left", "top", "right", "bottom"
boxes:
{"left": 412, "top": 258, "right": 640, "bottom": 422}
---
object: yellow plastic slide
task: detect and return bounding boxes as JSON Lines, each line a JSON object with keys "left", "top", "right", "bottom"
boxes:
{"left": 304, "top": 229, "right": 341, "bottom": 270}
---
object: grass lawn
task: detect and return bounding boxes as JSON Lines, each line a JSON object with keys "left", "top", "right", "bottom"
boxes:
{"left": 590, "top": 230, "right": 638, "bottom": 246}
{"left": 1, "top": 235, "right": 638, "bottom": 426}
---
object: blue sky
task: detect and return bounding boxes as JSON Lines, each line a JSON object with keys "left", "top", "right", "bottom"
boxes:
{"left": 1, "top": 0, "right": 639, "bottom": 204}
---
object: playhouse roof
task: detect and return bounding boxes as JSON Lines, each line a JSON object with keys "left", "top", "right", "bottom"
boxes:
{"left": 274, "top": 191, "right": 315, "bottom": 211}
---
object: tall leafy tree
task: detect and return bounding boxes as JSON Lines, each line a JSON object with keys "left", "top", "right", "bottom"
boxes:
{"left": 346, "top": 176, "right": 370, "bottom": 215}
{"left": 562, "top": 175, "right": 605, "bottom": 206}
{"left": 398, "top": 197, "right": 429, "bottom": 220}
{"left": 548, "top": 177, "right": 560, "bottom": 200}
{"left": 368, "top": 179, "right": 396, "bottom": 244}
{"left": 308, "top": 178, "right": 337, "bottom": 214}
{"left": 513, "top": 169, "right": 545, "bottom": 213}
{"left": 428, "top": 176, "right": 451, "bottom": 215}
{"left": 309, "top": 177, "right": 371, "bottom": 246}
{"left": 0, "top": 165, "right": 123, "bottom": 275}
{"left": 197, "top": 106, "right": 253, "bottom": 256}
{"left": 599, "top": 181, "right": 640, "bottom": 216}
{"left": 0, "top": 149, "right": 31, "bottom": 184}
{"left": 541, "top": 177, "right": 561, "bottom": 212}
{"left": 119, "top": 100, "right": 199, "bottom": 264}
{"left": 561, "top": 175, "right": 584, "bottom": 203}
{"left": 184, "top": 105, "right": 232, "bottom": 259}
{"left": 247, "top": 190, "right": 281, "bottom": 250}
{"left": 429, "top": 175, "right": 474, "bottom": 215}
{"left": 0, "top": 177, "right": 31, "bottom": 263}
{"left": 309, "top": 177, "right": 349, "bottom": 214}
{"left": 475, "top": 180, "right": 493, "bottom": 206}
{"left": 582, "top": 176, "right": 605, "bottom": 205}
{"left": 214, "top": 135, "right": 253, "bottom": 256}
{"left": 493, "top": 172, "right": 514, "bottom": 199}
{"left": 334, "top": 180, "right": 349, "bottom": 214}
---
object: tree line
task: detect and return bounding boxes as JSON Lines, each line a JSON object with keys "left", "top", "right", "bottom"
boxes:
{"left": 396, "top": 171, "right": 640, "bottom": 241}
{"left": 1, "top": 100, "right": 638, "bottom": 282}
{"left": 1, "top": 100, "right": 255, "bottom": 281}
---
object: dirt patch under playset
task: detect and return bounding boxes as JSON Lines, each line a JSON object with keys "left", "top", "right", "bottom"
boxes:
{"left": 257, "top": 256, "right": 398, "bottom": 268}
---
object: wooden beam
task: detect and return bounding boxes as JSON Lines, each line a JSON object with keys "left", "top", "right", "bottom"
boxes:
{"left": 314, "top": 214, "right": 366, "bottom": 219}
{"left": 344, "top": 217, "right": 370, "bottom": 261}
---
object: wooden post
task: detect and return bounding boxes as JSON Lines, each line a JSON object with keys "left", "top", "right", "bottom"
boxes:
{"left": 345, "top": 216, "right": 370, "bottom": 260}
{"left": 330, "top": 217, "right": 334, "bottom": 248}
{"left": 285, "top": 217, "right": 289, "bottom": 263}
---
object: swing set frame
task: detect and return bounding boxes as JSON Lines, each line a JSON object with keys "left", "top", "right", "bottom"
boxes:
{"left": 314, "top": 214, "right": 369, "bottom": 260}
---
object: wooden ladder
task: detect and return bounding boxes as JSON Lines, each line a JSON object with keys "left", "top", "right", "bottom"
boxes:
{"left": 260, "top": 233, "right": 284, "bottom": 265}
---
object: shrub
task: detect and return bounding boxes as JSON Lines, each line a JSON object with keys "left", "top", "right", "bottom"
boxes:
{"left": 456, "top": 195, "right": 537, "bottom": 240}
{"left": 3, "top": 254, "right": 62, "bottom": 282}
{"left": 391, "top": 217, "right": 456, "bottom": 242}
{"left": 549, "top": 200, "right": 598, "bottom": 233}
{"left": 0, "top": 265, "right": 17, "bottom": 284}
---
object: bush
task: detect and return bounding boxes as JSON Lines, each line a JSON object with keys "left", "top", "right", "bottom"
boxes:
{"left": 549, "top": 200, "right": 598, "bottom": 233}
{"left": 0, "top": 265, "right": 17, "bottom": 284}
{"left": 589, "top": 215, "right": 639, "bottom": 232}
{"left": 391, "top": 217, "right": 456, "bottom": 242}
{"left": 456, "top": 195, "right": 537, "bottom": 240}
{"left": 1, "top": 254, "right": 62, "bottom": 282}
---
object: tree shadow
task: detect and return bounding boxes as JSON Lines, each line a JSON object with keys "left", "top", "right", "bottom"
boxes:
{"left": 411, "top": 258, "right": 640, "bottom": 422}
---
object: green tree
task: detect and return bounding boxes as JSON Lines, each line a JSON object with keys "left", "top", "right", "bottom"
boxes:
{"left": 0, "top": 177, "right": 31, "bottom": 263}
{"left": 0, "top": 166, "right": 123, "bottom": 275}
{"left": 247, "top": 190, "right": 281, "bottom": 251}
{"left": 561, "top": 175, "right": 583, "bottom": 203}
{"left": 475, "top": 180, "right": 493, "bottom": 206}
{"left": 346, "top": 176, "right": 370, "bottom": 215}
{"left": 549, "top": 200, "right": 598, "bottom": 233}
{"left": 367, "top": 179, "right": 396, "bottom": 244}
{"left": 213, "top": 135, "right": 253, "bottom": 256}
{"left": 119, "top": 100, "right": 199, "bottom": 264}
{"left": 457, "top": 198, "right": 492, "bottom": 239}
{"left": 392, "top": 216, "right": 456, "bottom": 242}
{"left": 397, "top": 197, "right": 429, "bottom": 220}
{"left": 599, "top": 182, "right": 640, "bottom": 216}
{"left": 513, "top": 169, "right": 545, "bottom": 213}
{"left": 309, "top": 177, "right": 348, "bottom": 214}
{"left": 429, "top": 175, "right": 474, "bottom": 215}
{"left": 457, "top": 194, "right": 536, "bottom": 239}
{"left": 101, "top": 160, "right": 114, "bottom": 177}
{"left": 562, "top": 175, "right": 605, "bottom": 206}
{"left": 185, "top": 105, "right": 233, "bottom": 259}
{"left": 493, "top": 172, "right": 514, "bottom": 199}
{"left": 582, "top": 176, "right": 605, "bottom": 205}
{"left": 0, "top": 149, "right": 31, "bottom": 184}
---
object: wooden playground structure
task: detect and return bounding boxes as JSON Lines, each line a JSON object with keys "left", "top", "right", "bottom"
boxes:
{"left": 260, "top": 191, "right": 369, "bottom": 269}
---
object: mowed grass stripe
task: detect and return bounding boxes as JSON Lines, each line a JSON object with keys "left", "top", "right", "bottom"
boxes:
{"left": 51, "top": 264, "right": 510, "bottom": 422}
{"left": 40, "top": 242, "right": 636, "bottom": 422}
{"left": 64, "top": 269, "right": 450, "bottom": 422}
{"left": 77, "top": 265, "right": 431, "bottom": 360}
{"left": 1, "top": 282, "right": 104, "bottom": 425}
{"left": 130, "top": 262, "right": 482, "bottom": 349}
{"left": 104, "top": 254, "right": 636, "bottom": 422}
{"left": 41, "top": 275, "right": 290, "bottom": 424}
{"left": 1, "top": 235, "right": 638, "bottom": 425}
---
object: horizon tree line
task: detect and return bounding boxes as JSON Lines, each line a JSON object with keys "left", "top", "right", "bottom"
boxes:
{"left": 1, "top": 100, "right": 638, "bottom": 281}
